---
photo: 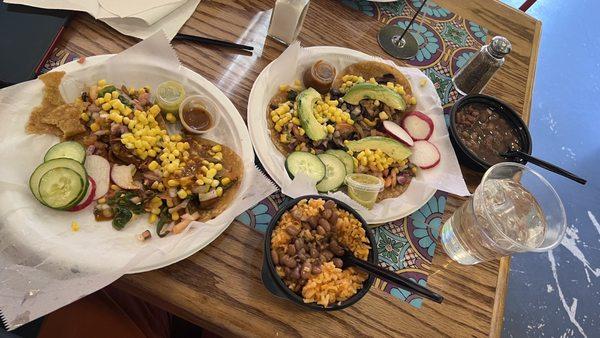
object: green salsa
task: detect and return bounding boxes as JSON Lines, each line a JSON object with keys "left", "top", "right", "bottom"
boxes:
{"left": 345, "top": 174, "right": 383, "bottom": 209}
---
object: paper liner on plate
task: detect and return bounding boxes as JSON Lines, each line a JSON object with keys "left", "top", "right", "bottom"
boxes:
{"left": 248, "top": 43, "right": 469, "bottom": 224}
{"left": 0, "top": 32, "right": 277, "bottom": 330}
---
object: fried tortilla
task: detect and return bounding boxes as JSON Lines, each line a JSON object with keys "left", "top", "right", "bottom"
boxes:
{"left": 186, "top": 136, "right": 243, "bottom": 222}
{"left": 377, "top": 176, "right": 411, "bottom": 201}
{"left": 26, "top": 71, "right": 86, "bottom": 139}
{"left": 266, "top": 90, "right": 293, "bottom": 157}
{"left": 333, "top": 61, "right": 416, "bottom": 111}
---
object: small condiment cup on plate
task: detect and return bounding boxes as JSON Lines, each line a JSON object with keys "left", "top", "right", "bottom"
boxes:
{"left": 345, "top": 173, "right": 384, "bottom": 209}
{"left": 179, "top": 95, "right": 220, "bottom": 134}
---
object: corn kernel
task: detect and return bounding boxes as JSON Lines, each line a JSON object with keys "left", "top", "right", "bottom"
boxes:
{"left": 216, "top": 187, "right": 223, "bottom": 197}
{"left": 196, "top": 179, "right": 204, "bottom": 185}
{"left": 148, "top": 161, "right": 159, "bottom": 171}
{"left": 111, "top": 184, "right": 120, "bottom": 191}
{"left": 149, "top": 105, "right": 160, "bottom": 116}
{"left": 103, "top": 93, "right": 111, "bottom": 102}
{"left": 206, "top": 168, "right": 217, "bottom": 179}
{"left": 166, "top": 113, "right": 176, "bottom": 123}
{"left": 71, "top": 221, "right": 79, "bottom": 232}
{"left": 80, "top": 113, "right": 90, "bottom": 122}
{"left": 214, "top": 163, "right": 223, "bottom": 171}
{"left": 149, "top": 214, "right": 158, "bottom": 223}
{"left": 101, "top": 102, "right": 111, "bottom": 111}
{"left": 171, "top": 211, "right": 179, "bottom": 221}
{"left": 176, "top": 189, "right": 188, "bottom": 199}
{"left": 211, "top": 180, "right": 220, "bottom": 188}
{"left": 97, "top": 79, "right": 107, "bottom": 87}
{"left": 221, "top": 177, "right": 231, "bottom": 186}
{"left": 211, "top": 145, "right": 222, "bottom": 152}
{"left": 90, "top": 123, "right": 100, "bottom": 132}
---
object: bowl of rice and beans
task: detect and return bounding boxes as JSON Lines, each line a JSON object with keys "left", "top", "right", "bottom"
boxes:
{"left": 262, "top": 196, "right": 377, "bottom": 310}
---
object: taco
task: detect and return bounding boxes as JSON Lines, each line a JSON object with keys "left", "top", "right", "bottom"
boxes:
{"left": 184, "top": 136, "right": 243, "bottom": 222}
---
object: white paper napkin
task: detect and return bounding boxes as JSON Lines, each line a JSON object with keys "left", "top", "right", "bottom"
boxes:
{"left": 0, "top": 32, "right": 277, "bottom": 330}
{"left": 251, "top": 43, "right": 469, "bottom": 222}
{"left": 5, "top": 0, "right": 200, "bottom": 40}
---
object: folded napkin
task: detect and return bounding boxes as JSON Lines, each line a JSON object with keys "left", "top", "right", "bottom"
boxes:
{"left": 4, "top": 0, "right": 201, "bottom": 40}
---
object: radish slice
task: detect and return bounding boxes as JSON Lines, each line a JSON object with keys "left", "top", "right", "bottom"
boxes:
{"left": 402, "top": 111, "right": 434, "bottom": 141}
{"left": 84, "top": 155, "right": 110, "bottom": 199}
{"left": 382, "top": 121, "right": 414, "bottom": 146}
{"left": 410, "top": 140, "right": 441, "bottom": 169}
{"left": 111, "top": 164, "right": 141, "bottom": 190}
{"left": 70, "top": 177, "right": 96, "bottom": 211}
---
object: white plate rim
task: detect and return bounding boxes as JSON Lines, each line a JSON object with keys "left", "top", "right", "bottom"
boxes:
{"left": 248, "top": 46, "right": 436, "bottom": 224}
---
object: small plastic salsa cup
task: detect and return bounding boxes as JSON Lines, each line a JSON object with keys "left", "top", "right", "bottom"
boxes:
{"left": 156, "top": 80, "right": 186, "bottom": 114}
{"left": 345, "top": 173, "right": 384, "bottom": 209}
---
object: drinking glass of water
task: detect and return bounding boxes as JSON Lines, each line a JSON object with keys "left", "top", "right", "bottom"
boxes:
{"left": 441, "top": 162, "right": 566, "bottom": 265}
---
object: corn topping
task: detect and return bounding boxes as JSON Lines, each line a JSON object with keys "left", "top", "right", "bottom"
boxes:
{"left": 352, "top": 148, "right": 406, "bottom": 172}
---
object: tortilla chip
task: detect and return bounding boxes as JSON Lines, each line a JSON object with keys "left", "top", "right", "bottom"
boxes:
{"left": 186, "top": 136, "right": 243, "bottom": 222}
{"left": 26, "top": 71, "right": 67, "bottom": 137}
{"left": 266, "top": 90, "right": 293, "bottom": 157}
{"left": 40, "top": 103, "right": 86, "bottom": 139}
{"left": 332, "top": 61, "right": 415, "bottom": 111}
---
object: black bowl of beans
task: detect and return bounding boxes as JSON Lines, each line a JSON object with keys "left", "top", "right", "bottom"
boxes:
{"left": 261, "top": 195, "right": 377, "bottom": 311}
{"left": 449, "top": 94, "right": 532, "bottom": 172}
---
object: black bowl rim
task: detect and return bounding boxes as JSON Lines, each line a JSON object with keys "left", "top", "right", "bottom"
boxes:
{"left": 263, "top": 195, "right": 377, "bottom": 311}
{"left": 449, "top": 94, "right": 533, "bottom": 171}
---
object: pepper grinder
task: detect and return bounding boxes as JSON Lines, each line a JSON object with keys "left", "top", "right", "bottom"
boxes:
{"left": 452, "top": 36, "right": 512, "bottom": 95}
{"left": 268, "top": 0, "right": 310, "bottom": 45}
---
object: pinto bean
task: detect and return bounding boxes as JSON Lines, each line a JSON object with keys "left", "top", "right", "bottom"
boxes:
{"left": 290, "top": 266, "right": 301, "bottom": 280}
{"left": 324, "top": 200, "right": 336, "bottom": 209}
{"left": 271, "top": 250, "right": 279, "bottom": 265}
{"left": 281, "top": 254, "right": 297, "bottom": 268}
{"left": 321, "top": 250, "right": 334, "bottom": 261}
{"left": 308, "top": 216, "right": 319, "bottom": 229}
{"left": 329, "top": 212, "right": 338, "bottom": 226}
{"left": 318, "top": 218, "right": 331, "bottom": 232}
{"left": 333, "top": 258, "right": 343, "bottom": 268}
{"left": 285, "top": 225, "right": 300, "bottom": 236}
{"left": 323, "top": 208, "right": 332, "bottom": 219}
{"left": 311, "top": 264, "right": 323, "bottom": 274}
{"left": 329, "top": 240, "right": 344, "bottom": 256}
{"left": 287, "top": 244, "right": 296, "bottom": 256}
{"left": 294, "top": 238, "right": 305, "bottom": 251}
{"left": 310, "top": 247, "right": 320, "bottom": 258}
{"left": 317, "top": 225, "right": 326, "bottom": 236}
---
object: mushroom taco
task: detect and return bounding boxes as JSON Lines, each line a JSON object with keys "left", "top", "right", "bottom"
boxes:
{"left": 266, "top": 60, "right": 420, "bottom": 201}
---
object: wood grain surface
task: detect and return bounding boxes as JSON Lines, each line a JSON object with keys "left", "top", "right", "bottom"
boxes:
{"left": 55, "top": 0, "right": 541, "bottom": 336}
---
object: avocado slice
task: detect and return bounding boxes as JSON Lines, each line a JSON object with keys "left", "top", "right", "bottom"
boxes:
{"left": 297, "top": 88, "right": 327, "bottom": 141}
{"left": 342, "top": 83, "right": 406, "bottom": 110}
{"left": 345, "top": 136, "right": 411, "bottom": 161}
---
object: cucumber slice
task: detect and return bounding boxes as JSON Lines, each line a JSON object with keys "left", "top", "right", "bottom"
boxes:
{"left": 39, "top": 167, "right": 85, "bottom": 209}
{"left": 44, "top": 141, "right": 86, "bottom": 164}
{"left": 29, "top": 158, "right": 88, "bottom": 207}
{"left": 285, "top": 151, "right": 326, "bottom": 182}
{"left": 316, "top": 153, "right": 347, "bottom": 192}
{"left": 325, "top": 149, "right": 354, "bottom": 174}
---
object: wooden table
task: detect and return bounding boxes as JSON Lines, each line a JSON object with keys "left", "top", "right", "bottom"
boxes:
{"left": 57, "top": 1, "right": 541, "bottom": 336}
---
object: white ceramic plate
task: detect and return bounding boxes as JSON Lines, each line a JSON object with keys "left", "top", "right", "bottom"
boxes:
{"left": 1, "top": 55, "right": 254, "bottom": 273}
{"left": 248, "top": 46, "right": 438, "bottom": 224}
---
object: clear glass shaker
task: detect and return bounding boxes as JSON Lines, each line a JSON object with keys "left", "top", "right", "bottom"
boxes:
{"left": 452, "top": 36, "right": 512, "bottom": 95}
{"left": 267, "top": 0, "right": 310, "bottom": 45}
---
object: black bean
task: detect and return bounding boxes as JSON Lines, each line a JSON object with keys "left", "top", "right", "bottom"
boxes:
{"left": 271, "top": 249, "right": 279, "bottom": 265}
{"left": 285, "top": 226, "right": 300, "bottom": 236}
{"left": 287, "top": 244, "right": 296, "bottom": 256}
{"left": 333, "top": 258, "right": 343, "bottom": 268}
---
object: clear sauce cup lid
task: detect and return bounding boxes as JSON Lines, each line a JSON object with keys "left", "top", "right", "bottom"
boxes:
{"left": 345, "top": 173, "right": 384, "bottom": 192}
